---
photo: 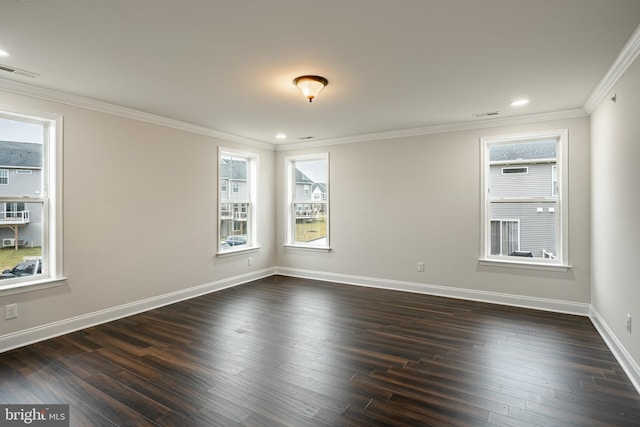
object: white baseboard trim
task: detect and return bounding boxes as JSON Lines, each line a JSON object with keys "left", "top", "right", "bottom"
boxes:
{"left": 0, "top": 267, "right": 276, "bottom": 353}
{"left": 274, "top": 267, "right": 591, "bottom": 316}
{"left": 590, "top": 307, "right": 640, "bottom": 395}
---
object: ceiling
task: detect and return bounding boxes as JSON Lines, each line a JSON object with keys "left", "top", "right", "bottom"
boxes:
{"left": 1, "top": 0, "right": 639, "bottom": 146}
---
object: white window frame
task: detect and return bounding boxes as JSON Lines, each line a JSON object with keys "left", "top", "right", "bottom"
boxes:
{"left": 285, "top": 153, "right": 330, "bottom": 251}
{"left": 217, "top": 148, "right": 258, "bottom": 255}
{"left": 480, "top": 129, "right": 569, "bottom": 271}
{"left": 0, "top": 169, "right": 8, "bottom": 185}
{"left": 0, "top": 107, "right": 64, "bottom": 296}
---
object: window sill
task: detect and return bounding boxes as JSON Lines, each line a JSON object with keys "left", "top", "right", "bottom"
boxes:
{"left": 0, "top": 276, "right": 67, "bottom": 297}
{"left": 479, "top": 258, "right": 570, "bottom": 272}
{"left": 283, "top": 244, "right": 332, "bottom": 253}
{"left": 217, "top": 246, "right": 261, "bottom": 257}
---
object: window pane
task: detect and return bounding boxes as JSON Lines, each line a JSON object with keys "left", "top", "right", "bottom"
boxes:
{"left": 489, "top": 140, "right": 556, "bottom": 199}
{"left": 0, "top": 118, "right": 45, "bottom": 282}
{"left": 220, "top": 155, "right": 247, "bottom": 202}
{"left": 294, "top": 203, "right": 327, "bottom": 244}
{"left": 219, "top": 150, "right": 255, "bottom": 253}
{"left": 290, "top": 157, "right": 328, "bottom": 247}
{"left": 490, "top": 201, "right": 557, "bottom": 259}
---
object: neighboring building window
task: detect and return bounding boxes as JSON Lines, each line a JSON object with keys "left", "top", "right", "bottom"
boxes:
{"left": 218, "top": 149, "right": 257, "bottom": 253}
{"left": 0, "top": 110, "right": 63, "bottom": 289}
{"left": 490, "top": 220, "right": 520, "bottom": 255}
{"left": 481, "top": 130, "right": 568, "bottom": 266}
{"left": 285, "top": 153, "right": 329, "bottom": 249}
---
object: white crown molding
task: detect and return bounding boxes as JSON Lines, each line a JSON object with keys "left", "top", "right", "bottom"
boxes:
{"left": 0, "top": 267, "right": 275, "bottom": 353}
{"left": 1, "top": 75, "right": 589, "bottom": 153}
{"left": 274, "top": 108, "right": 587, "bottom": 151}
{"left": 590, "top": 306, "right": 640, "bottom": 395}
{"left": 275, "top": 266, "right": 591, "bottom": 316}
{"left": 583, "top": 24, "right": 640, "bottom": 114}
{"left": 0, "top": 77, "right": 275, "bottom": 151}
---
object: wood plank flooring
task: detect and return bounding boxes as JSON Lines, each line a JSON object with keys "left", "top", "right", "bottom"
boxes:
{"left": 1, "top": 275, "right": 639, "bottom": 426}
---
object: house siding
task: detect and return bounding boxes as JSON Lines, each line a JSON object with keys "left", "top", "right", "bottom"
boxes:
{"left": 490, "top": 163, "right": 554, "bottom": 198}
{"left": 491, "top": 201, "right": 557, "bottom": 257}
{"left": 489, "top": 162, "right": 557, "bottom": 257}
{"left": 0, "top": 142, "right": 44, "bottom": 247}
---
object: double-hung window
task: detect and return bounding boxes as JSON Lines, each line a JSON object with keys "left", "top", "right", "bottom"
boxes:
{"left": 0, "top": 109, "right": 63, "bottom": 291}
{"left": 218, "top": 148, "right": 257, "bottom": 253}
{"left": 285, "top": 153, "right": 329, "bottom": 250}
{"left": 480, "top": 129, "right": 568, "bottom": 269}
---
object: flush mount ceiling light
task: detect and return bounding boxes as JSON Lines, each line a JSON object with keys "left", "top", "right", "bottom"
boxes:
{"left": 293, "top": 75, "right": 328, "bottom": 102}
{"left": 0, "top": 49, "right": 10, "bottom": 57}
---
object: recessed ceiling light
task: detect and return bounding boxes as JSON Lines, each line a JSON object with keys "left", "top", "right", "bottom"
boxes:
{"left": 510, "top": 99, "right": 529, "bottom": 107}
{"left": 0, "top": 49, "right": 10, "bottom": 57}
{"left": 275, "top": 133, "right": 287, "bottom": 140}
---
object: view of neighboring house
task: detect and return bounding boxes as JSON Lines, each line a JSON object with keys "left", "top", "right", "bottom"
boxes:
{"left": 489, "top": 140, "right": 557, "bottom": 259}
{"left": 0, "top": 141, "right": 43, "bottom": 248}
{"left": 294, "top": 168, "right": 327, "bottom": 220}
{"left": 219, "top": 156, "right": 249, "bottom": 243}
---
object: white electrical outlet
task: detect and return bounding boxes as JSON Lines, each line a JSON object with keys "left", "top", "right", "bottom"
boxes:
{"left": 5, "top": 303, "right": 18, "bottom": 320}
{"left": 248, "top": 257, "right": 253, "bottom": 266}
{"left": 626, "top": 313, "right": 632, "bottom": 333}
{"left": 417, "top": 261, "right": 425, "bottom": 272}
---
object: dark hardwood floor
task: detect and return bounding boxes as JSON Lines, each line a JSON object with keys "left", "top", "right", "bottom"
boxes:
{"left": 1, "top": 275, "right": 639, "bottom": 426}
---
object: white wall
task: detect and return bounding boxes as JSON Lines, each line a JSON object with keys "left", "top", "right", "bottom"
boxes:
{"left": 591, "top": 56, "right": 640, "bottom": 370}
{"left": 276, "top": 117, "right": 591, "bottom": 306}
{"left": 0, "top": 90, "right": 275, "bottom": 342}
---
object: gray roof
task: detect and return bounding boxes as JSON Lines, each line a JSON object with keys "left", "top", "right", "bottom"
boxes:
{"left": 0, "top": 141, "right": 42, "bottom": 168}
{"left": 312, "top": 183, "right": 327, "bottom": 193}
{"left": 490, "top": 140, "right": 556, "bottom": 162}
{"left": 295, "top": 169, "right": 314, "bottom": 184}
{"left": 220, "top": 158, "right": 247, "bottom": 180}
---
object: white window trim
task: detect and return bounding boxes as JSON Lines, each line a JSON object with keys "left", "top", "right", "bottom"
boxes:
{"left": 479, "top": 129, "right": 569, "bottom": 271}
{"left": 217, "top": 147, "right": 258, "bottom": 256}
{"left": 0, "top": 107, "right": 65, "bottom": 296}
{"left": 284, "top": 153, "right": 330, "bottom": 251}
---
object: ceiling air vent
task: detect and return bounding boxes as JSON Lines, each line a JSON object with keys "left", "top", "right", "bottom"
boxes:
{"left": 0, "top": 64, "right": 39, "bottom": 79}
{"left": 472, "top": 111, "right": 500, "bottom": 118}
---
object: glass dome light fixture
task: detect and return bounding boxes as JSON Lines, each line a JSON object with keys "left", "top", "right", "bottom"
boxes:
{"left": 293, "top": 75, "right": 328, "bottom": 102}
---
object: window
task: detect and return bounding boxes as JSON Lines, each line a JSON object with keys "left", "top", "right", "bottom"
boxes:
{"left": 0, "top": 109, "right": 63, "bottom": 291}
{"left": 285, "top": 153, "right": 329, "bottom": 249}
{"left": 490, "top": 220, "right": 520, "bottom": 255}
{"left": 218, "top": 149, "right": 257, "bottom": 253}
{"left": 480, "top": 130, "right": 568, "bottom": 268}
